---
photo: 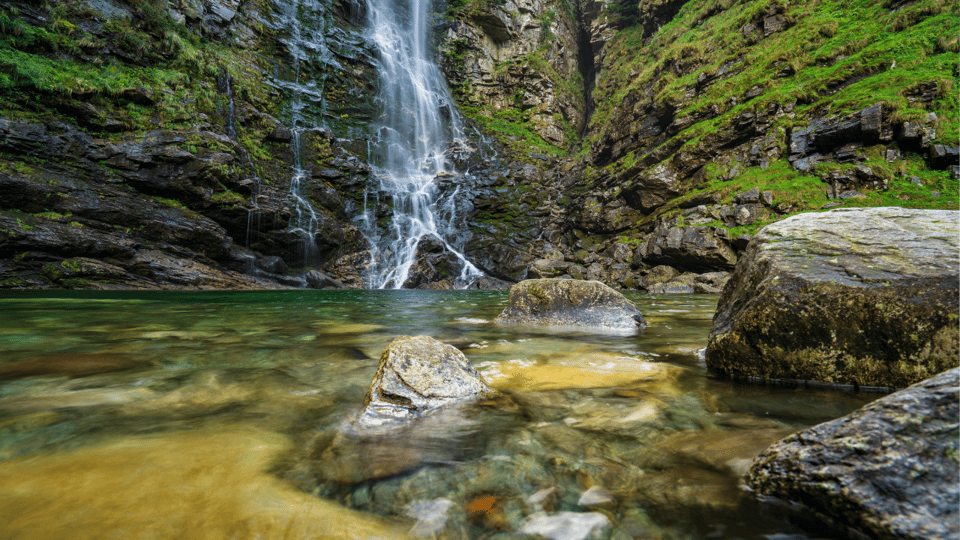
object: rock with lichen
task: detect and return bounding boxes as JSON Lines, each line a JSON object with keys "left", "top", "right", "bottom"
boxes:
{"left": 706, "top": 207, "right": 959, "bottom": 389}
{"left": 494, "top": 278, "right": 647, "bottom": 331}
{"left": 318, "top": 335, "right": 500, "bottom": 483}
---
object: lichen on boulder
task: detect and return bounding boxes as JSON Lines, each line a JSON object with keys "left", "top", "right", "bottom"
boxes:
{"left": 317, "top": 335, "right": 500, "bottom": 483}
{"left": 748, "top": 367, "right": 960, "bottom": 540}
{"left": 706, "top": 207, "right": 959, "bottom": 389}
{"left": 354, "top": 335, "right": 499, "bottom": 430}
{"left": 494, "top": 279, "right": 647, "bottom": 332}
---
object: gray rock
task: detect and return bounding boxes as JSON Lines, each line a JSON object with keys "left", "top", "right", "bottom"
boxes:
{"left": 736, "top": 187, "right": 760, "bottom": 204}
{"left": 641, "top": 265, "right": 680, "bottom": 289}
{"left": 319, "top": 336, "right": 499, "bottom": 483}
{"left": 749, "top": 367, "right": 959, "bottom": 540}
{"left": 706, "top": 208, "right": 959, "bottom": 388}
{"left": 255, "top": 255, "right": 288, "bottom": 275}
{"left": 305, "top": 269, "right": 345, "bottom": 289}
{"left": 520, "top": 512, "right": 611, "bottom": 540}
{"left": 358, "top": 335, "right": 496, "bottom": 427}
{"left": 527, "top": 258, "right": 573, "bottom": 279}
{"left": 494, "top": 279, "right": 647, "bottom": 331}
{"left": 638, "top": 226, "right": 738, "bottom": 272}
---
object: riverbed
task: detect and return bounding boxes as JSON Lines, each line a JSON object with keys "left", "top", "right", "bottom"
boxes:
{"left": 0, "top": 290, "right": 876, "bottom": 539}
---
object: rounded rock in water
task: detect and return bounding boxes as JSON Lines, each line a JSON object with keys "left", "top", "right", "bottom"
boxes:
{"left": 494, "top": 279, "right": 648, "bottom": 332}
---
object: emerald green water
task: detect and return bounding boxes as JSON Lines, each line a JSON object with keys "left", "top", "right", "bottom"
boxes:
{"left": 0, "top": 290, "right": 876, "bottom": 539}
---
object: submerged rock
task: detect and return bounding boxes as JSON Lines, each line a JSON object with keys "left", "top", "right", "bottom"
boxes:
{"left": 494, "top": 279, "right": 647, "bottom": 331}
{"left": 706, "top": 208, "right": 959, "bottom": 388}
{"left": 748, "top": 367, "right": 960, "bottom": 540}
{"left": 520, "top": 512, "right": 611, "bottom": 540}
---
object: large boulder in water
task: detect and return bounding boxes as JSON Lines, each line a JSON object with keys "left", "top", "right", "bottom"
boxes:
{"left": 494, "top": 279, "right": 647, "bottom": 331}
{"left": 706, "top": 208, "right": 959, "bottom": 389}
{"left": 748, "top": 367, "right": 959, "bottom": 540}
{"left": 318, "top": 335, "right": 500, "bottom": 483}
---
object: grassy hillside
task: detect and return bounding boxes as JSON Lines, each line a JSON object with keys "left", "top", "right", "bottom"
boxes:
{"left": 582, "top": 0, "right": 958, "bottom": 235}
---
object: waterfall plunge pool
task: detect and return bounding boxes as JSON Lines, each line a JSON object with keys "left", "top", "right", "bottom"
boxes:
{"left": 0, "top": 290, "right": 876, "bottom": 539}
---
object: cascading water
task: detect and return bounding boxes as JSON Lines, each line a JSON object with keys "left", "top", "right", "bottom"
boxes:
{"left": 270, "top": 0, "right": 340, "bottom": 266}
{"left": 361, "top": 0, "right": 483, "bottom": 289}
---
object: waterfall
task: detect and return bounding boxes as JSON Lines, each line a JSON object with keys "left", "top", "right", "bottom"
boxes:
{"left": 361, "top": 0, "right": 482, "bottom": 289}
{"left": 271, "top": 0, "right": 339, "bottom": 266}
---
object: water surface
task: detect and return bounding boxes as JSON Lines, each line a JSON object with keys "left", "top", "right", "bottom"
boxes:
{"left": 0, "top": 290, "right": 876, "bottom": 539}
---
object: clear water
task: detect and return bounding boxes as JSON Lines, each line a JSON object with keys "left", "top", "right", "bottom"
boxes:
{"left": 361, "top": 0, "right": 482, "bottom": 288}
{"left": 0, "top": 291, "right": 876, "bottom": 539}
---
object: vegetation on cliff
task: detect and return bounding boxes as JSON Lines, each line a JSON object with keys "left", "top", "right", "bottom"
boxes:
{"left": 585, "top": 0, "right": 958, "bottom": 222}
{"left": 0, "top": 0, "right": 377, "bottom": 289}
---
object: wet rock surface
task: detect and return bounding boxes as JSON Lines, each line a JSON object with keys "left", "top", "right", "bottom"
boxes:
{"left": 316, "top": 335, "right": 501, "bottom": 483}
{"left": 748, "top": 367, "right": 960, "bottom": 540}
{"left": 354, "top": 335, "right": 499, "bottom": 428}
{"left": 494, "top": 279, "right": 647, "bottom": 331}
{"left": 706, "top": 207, "right": 960, "bottom": 388}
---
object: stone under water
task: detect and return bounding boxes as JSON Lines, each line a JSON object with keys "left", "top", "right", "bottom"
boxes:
{"left": 0, "top": 425, "right": 408, "bottom": 540}
{"left": 477, "top": 352, "right": 680, "bottom": 392}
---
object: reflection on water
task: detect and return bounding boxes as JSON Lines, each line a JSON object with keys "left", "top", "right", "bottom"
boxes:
{"left": 0, "top": 290, "right": 877, "bottom": 539}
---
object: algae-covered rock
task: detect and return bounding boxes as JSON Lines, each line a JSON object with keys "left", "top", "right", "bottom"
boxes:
{"left": 706, "top": 208, "right": 959, "bottom": 388}
{"left": 494, "top": 279, "right": 647, "bottom": 331}
{"left": 748, "top": 367, "right": 960, "bottom": 540}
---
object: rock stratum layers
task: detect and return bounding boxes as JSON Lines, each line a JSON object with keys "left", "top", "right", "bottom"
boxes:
{"left": 706, "top": 208, "right": 959, "bottom": 389}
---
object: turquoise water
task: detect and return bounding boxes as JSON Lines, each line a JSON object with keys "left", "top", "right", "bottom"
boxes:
{"left": 0, "top": 290, "right": 876, "bottom": 539}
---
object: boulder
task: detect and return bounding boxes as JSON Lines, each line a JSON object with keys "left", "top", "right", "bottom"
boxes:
{"left": 640, "top": 264, "right": 680, "bottom": 290}
{"left": 748, "top": 367, "right": 959, "bottom": 540}
{"left": 318, "top": 336, "right": 499, "bottom": 483}
{"left": 305, "top": 269, "right": 345, "bottom": 289}
{"left": 706, "top": 208, "right": 959, "bottom": 388}
{"left": 494, "top": 279, "right": 647, "bottom": 331}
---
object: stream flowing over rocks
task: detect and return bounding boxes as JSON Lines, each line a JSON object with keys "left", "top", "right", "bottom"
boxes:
{"left": 748, "top": 367, "right": 960, "bottom": 540}
{"left": 706, "top": 207, "right": 960, "bottom": 389}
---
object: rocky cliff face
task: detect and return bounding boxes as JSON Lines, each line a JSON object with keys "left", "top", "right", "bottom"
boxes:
{"left": 0, "top": 0, "right": 956, "bottom": 290}
{"left": 0, "top": 0, "right": 378, "bottom": 289}
{"left": 437, "top": 0, "right": 587, "bottom": 151}
{"left": 439, "top": 0, "right": 959, "bottom": 290}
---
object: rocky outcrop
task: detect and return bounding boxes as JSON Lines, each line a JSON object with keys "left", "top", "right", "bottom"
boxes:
{"left": 494, "top": 278, "right": 647, "bottom": 330}
{"left": 438, "top": 0, "right": 586, "bottom": 150}
{"left": 748, "top": 367, "right": 960, "bottom": 540}
{"left": 0, "top": 0, "right": 378, "bottom": 289}
{"left": 706, "top": 208, "right": 960, "bottom": 389}
{"left": 317, "top": 335, "right": 500, "bottom": 483}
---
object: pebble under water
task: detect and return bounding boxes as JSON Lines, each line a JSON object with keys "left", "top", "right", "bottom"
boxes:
{"left": 0, "top": 290, "right": 878, "bottom": 540}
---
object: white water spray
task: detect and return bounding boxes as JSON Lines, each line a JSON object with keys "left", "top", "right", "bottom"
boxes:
{"left": 362, "top": 0, "right": 483, "bottom": 288}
